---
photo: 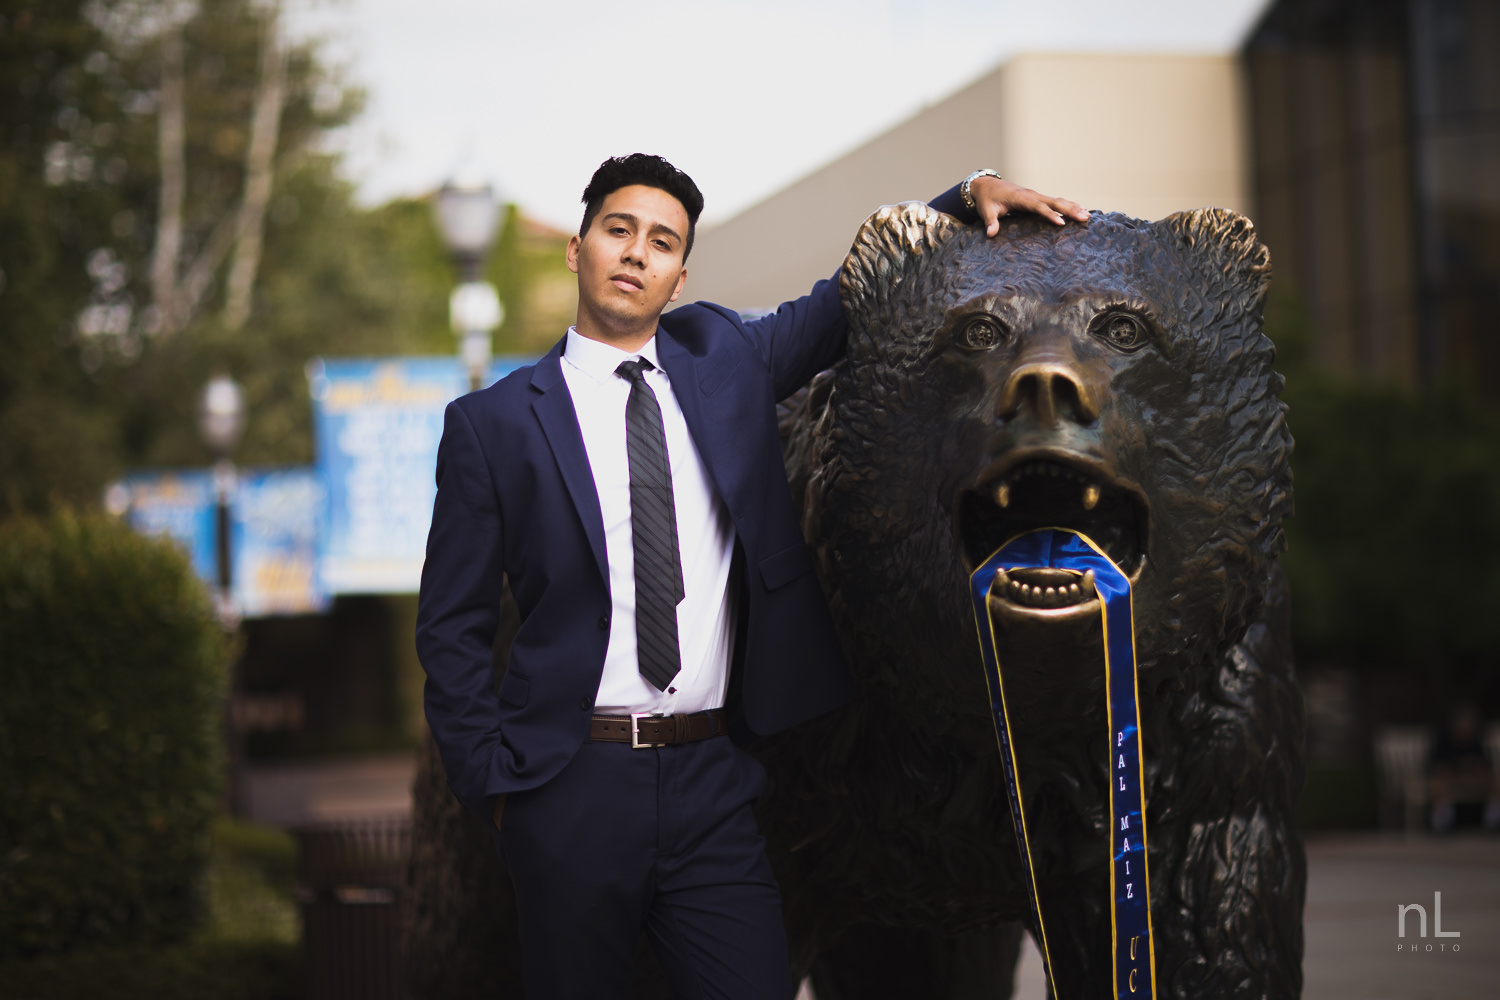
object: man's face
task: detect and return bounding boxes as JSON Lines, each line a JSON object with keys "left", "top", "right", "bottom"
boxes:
{"left": 567, "top": 184, "right": 690, "bottom": 343}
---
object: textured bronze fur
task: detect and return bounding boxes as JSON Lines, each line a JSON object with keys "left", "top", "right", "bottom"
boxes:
{"left": 766, "top": 203, "right": 1304, "bottom": 998}
{"left": 402, "top": 204, "right": 1305, "bottom": 1000}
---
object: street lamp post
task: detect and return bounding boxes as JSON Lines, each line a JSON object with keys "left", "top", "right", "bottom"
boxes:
{"left": 433, "top": 171, "right": 505, "bottom": 391}
{"left": 198, "top": 372, "right": 246, "bottom": 816}
{"left": 198, "top": 373, "right": 246, "bottom": 625}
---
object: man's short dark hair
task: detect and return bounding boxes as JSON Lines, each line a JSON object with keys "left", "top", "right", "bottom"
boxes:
{"left": 580, "top": 154, "right": 705, "bottom": 261}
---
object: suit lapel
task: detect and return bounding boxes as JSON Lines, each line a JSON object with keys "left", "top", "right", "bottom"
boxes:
{"left": 656, "top": 325, "right": 720, "bottom": 491}
{"left": 530, "top": 342, "right": 609, "bottom": 584}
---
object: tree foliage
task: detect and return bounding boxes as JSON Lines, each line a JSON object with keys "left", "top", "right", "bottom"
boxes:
{"left": 0, "top": 1, "right": 129, "bottom": 508}
{"left": 0, "top": 0, "right": 576, "bottom": 513}
{"left": 1268, "top": 288, "right": 1500, "bottom": 690}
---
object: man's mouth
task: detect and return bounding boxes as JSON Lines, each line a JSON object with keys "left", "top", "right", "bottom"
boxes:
{"left": 610, "top": 274, "right": 644, "bottom": 291}
{"left": 957, "top": 455, "right": 1148, "bottom": 611}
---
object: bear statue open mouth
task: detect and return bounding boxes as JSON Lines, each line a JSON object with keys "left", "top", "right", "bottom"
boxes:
{"left": 957, "top": 456, "right": 1149, "bottom": 611}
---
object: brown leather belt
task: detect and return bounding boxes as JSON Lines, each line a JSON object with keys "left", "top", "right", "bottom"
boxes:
{"left": 590, "top": 710, "right": 728, "bottom": 748}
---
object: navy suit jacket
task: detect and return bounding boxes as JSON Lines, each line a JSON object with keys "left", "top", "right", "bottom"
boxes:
{"left": 417, "top": 185, "right": 973, "bottom": 823}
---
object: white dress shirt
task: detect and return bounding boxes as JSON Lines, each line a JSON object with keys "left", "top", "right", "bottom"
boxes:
{"left": 560, "top": 327, "right": 737, "bottom": 716}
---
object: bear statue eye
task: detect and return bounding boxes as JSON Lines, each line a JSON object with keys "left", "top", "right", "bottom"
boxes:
{"left": 1093, "top": 312, "right": 1148, "bottom": 353}
{"left": 956, "top": 315, "right": 1008, "bottom": 351}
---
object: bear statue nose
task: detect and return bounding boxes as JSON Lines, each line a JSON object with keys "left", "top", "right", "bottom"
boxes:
{"left": 999, "top": 359, "right": 1100, "bottom": 426}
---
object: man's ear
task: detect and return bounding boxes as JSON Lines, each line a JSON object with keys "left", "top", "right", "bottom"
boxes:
{"left": 668, "top": 267, "right": 687, "bottom": 303}
{"left": 566, "top": 234, "right": 582, "bottom": 274}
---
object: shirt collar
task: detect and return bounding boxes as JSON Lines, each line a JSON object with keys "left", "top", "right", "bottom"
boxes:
{"left": 562, "top": 326, "right": 663, "bottom": 385}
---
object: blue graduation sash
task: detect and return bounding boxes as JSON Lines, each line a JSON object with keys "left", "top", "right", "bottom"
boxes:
{"left": 968, "top": 528, "right": 1156, "bottom": 1000}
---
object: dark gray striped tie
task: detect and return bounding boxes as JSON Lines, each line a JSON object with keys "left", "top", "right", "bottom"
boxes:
{"left": 615, "top": 358, "right": 684, "bottom": 691}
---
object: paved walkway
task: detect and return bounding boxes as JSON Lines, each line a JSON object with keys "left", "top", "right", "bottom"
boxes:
{"left": 241, "top": 755, "right": 1500, "bottom": 996}
{"left": 1011, "top": 832, "right": 1500, "bottom": 998}
{"left": 1298, "top": 833, "right": 1499, "bottom": 1000}
{"left": 240, "top": 752, "right": 417, "bottom": 827}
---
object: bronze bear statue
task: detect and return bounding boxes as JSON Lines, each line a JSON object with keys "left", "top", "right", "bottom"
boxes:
{"left": 766, "top": 202, "right": 1303, "bottom": 999}
{"left": 402, "top": 204, "right": 1305, "bottom": 1000}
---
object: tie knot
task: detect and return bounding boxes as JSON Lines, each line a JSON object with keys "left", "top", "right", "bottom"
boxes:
{"left": 616, "top": 358, "right": 655, "bottom": 384}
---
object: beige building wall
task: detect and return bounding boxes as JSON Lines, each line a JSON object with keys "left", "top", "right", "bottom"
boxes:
{"left": 685, "top": 52, "right": 1249, "bottom": 310}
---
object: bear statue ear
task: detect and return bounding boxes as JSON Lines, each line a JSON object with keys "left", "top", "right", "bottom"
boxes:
{"left": 840, "top": 201, "right": 962, "bottom": 333}
{"left": 1157, "top": 207, "right": 1273, "bottom": 304}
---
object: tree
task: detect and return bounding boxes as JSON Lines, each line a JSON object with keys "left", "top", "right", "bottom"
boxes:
{"left": 2, "top": 0, "right": 355, "bottom": 507}
{"left": 6, "top": 8, "right": 582, "bottom": 455}
{"left": 0, "top": 0, "right": 134, "bottom": 510}
{"left": 1, "top": 1, "right": 579, "bottom": 515}
{"left": 1267, "top": 288, "right": 1500, "bottom": 708}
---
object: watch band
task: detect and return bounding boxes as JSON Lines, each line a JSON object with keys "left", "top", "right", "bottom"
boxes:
{"left": 961, "top": 169, "right": 1004, "bottom": 212}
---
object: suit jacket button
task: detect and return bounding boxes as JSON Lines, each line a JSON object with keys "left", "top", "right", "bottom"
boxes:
{"left": 598, "top": 615, "right": 609, "bottom": 630}
{"left": 579, "top": 697, "right": 592, "bottom": 711}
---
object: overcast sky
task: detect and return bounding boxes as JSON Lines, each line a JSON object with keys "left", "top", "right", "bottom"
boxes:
{"left": 287, "top": 0, "right": 1270, "bottom": 230}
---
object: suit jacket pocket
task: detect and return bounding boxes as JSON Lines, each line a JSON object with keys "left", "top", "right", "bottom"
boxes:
{"left": 759, "top": 542, "right": 815, "bottom": 591}
{"left": 499, "top": 672, "right": 530, "bottom": 709}
{"left": 698, "top": 353, "right": 743, "bottom": 397}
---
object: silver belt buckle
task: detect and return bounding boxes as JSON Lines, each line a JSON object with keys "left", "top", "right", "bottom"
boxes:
{"left": 630, "top": 712, "right": 664, "bottom": 749}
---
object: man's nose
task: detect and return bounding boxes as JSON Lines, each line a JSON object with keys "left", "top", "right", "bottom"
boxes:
{"left": 620, "top": 235, "right": 648, "bottom": 266}
{"left": 998, "top": 351, "right": 1100, "bottom": 427}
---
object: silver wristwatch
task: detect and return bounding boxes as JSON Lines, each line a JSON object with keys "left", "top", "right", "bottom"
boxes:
{"left": 961, "top": 169, "right": 1004, "bottom": 212}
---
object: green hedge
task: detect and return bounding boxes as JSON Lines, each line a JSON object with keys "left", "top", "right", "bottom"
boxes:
{"left": 0, "top": 511, "right": 228, "bottom": 958}
{"left": 0, "top": 939, "right": 299, "bottom": 1000}
{"left": 0, "top": 817, "right": 302, "bottom": 999}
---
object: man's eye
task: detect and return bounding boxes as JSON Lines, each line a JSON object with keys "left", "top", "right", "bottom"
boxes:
{"left": 1092, "top": 312, "right": 1149, "bottom": 352}
{"left": 956, "top": 315, "right": 1008, "bottom": 350}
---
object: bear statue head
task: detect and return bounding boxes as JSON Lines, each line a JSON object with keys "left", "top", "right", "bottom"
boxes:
{"left": 799, "top": 203, "right": 1293, "bottom": 710}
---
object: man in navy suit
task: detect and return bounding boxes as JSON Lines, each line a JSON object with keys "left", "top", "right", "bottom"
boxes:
{"left": 416, "top": 154, "right": 1085, "bottom": 998}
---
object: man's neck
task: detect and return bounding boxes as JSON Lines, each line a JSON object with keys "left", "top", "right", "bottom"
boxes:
{"left": 572, "top": 315, "right": 658, "bottom": 355}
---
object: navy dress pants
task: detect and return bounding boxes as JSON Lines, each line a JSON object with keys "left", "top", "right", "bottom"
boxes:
{"left": 499, "top": 734, "right": 795, "bottom": 1000}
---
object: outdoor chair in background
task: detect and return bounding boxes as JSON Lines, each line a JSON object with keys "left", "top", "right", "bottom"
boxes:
{"left": 1372, "top": 721, "right": 1500, "bottom": 833}
{"left": 1373, "top": 725, "right": 1432, "bottom": 832}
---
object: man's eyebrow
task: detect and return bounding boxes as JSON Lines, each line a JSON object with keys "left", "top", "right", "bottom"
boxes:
{"left": 647, "top": 221, "right": 683, "bottom": 245}
{"left": 601, "top": 211, "right": 639, "bottom": 228}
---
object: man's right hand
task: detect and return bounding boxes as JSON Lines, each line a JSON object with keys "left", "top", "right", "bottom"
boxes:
{"left": 972, "top": 174, "right": 1089, "bottom": 235}
{"left": 492, "top": 793, "right": 508, "bottom": 831}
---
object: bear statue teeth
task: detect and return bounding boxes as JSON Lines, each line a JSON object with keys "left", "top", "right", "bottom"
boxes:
{"left": 998, "top": 460, "right": 1087, "bottom": 484}
{"left": 995, "top": 470, "right": 1103, "bottom": 514}
{"left": 994, "top": 568, "right": 1098, "bottom": 609}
